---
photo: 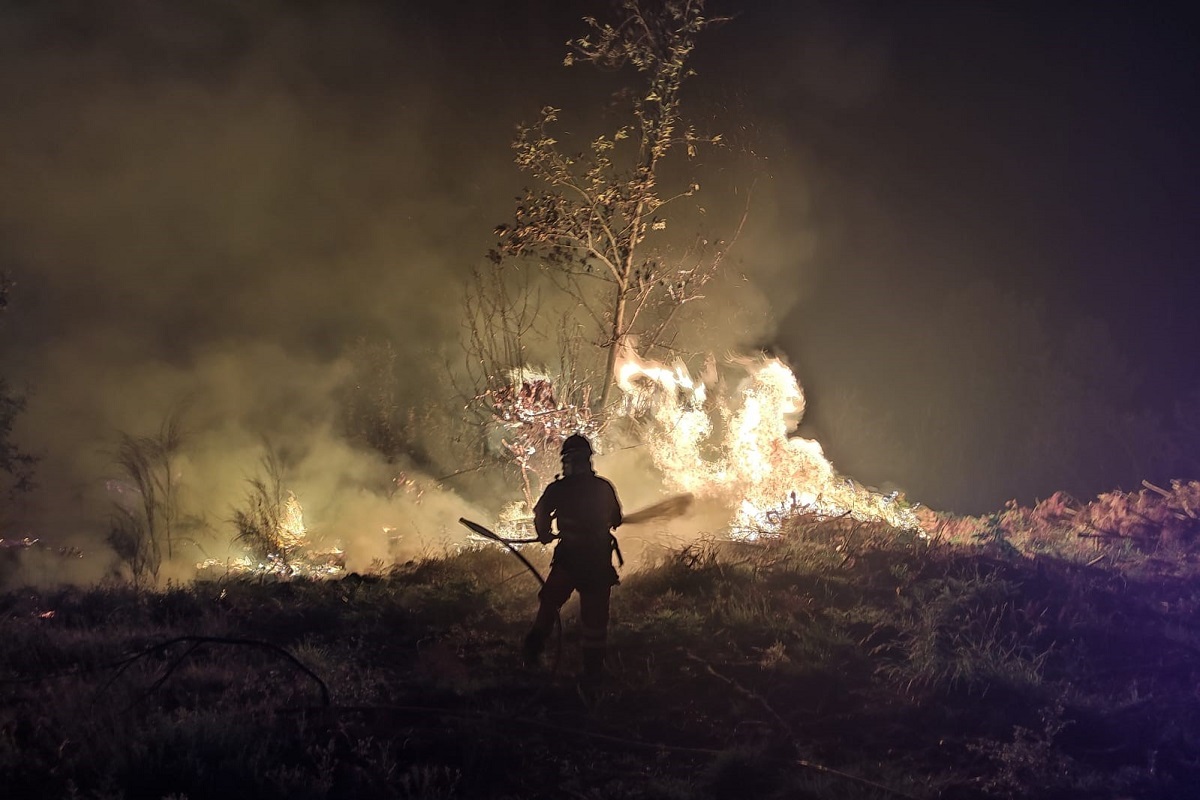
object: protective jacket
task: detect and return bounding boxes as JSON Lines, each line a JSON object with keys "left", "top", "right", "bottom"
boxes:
{"left": 533, "top": 471, "right": 623, "bottom": 590}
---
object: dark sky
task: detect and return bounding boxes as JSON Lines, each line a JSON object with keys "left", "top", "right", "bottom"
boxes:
{"left": 763, "top": 0, "right": 1200, "bottom": 364}
{"left": 706, "top": 0, "right": 1200, "bottom": 510}
{"left": 1, "top": 0, "right": 1197, "bottom": 550}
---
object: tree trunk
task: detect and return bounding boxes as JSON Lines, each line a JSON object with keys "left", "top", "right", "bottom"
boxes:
{"left": 598, "top": 290, "right": 628, "bottom": 413}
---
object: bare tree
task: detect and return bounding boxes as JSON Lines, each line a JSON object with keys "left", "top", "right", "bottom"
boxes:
{"left": 108, "top": 505, "right": 159, "bottom": 592}
{"left": 462, "top": 265, "right": 599, "bottom": 510}
{"left": 107, "top": 411, "right": 186, "bottom": 586}
{"left": 488, "top": 0, "right": 731, "bottom": 414}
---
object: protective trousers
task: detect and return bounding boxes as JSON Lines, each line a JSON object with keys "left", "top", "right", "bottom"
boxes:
{"left": 528, "top": 566, "right": 611, "bottom": 676}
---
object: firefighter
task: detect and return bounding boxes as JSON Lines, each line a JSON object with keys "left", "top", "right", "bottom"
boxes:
{"left": 523, "top": 433, "right": 623, "bottom": 682}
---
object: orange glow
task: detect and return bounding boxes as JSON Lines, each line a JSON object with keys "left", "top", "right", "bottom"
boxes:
{"left": 616, "top": 347, "right": 921, "bottom": 537}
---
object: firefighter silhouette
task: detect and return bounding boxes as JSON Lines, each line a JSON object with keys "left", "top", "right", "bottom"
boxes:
{"left": 523, "top": 433, "right": 623, "bottom": 682}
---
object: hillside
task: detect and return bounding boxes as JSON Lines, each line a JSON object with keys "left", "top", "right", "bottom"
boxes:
{"left": 4, "top": 493, "right": 1200, "bottom": 800}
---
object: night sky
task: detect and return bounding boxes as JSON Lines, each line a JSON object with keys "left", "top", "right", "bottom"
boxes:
{"left": 1, "top": 0, "right": 1197, "bottom": 565}
{"left": 746, "top": 1, "right": 1200, "bottom": 509}
{"left": 705, "top": 1, "right": 1200, "bottom": 509}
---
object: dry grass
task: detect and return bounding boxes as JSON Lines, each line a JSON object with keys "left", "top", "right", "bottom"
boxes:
{"left": 3, "top": 512, "right": 1200, "bottom": 798}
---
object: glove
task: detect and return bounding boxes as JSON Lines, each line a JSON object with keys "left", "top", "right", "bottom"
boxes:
{"left": 536, "top": 529, "right": 555, "bottom": 545}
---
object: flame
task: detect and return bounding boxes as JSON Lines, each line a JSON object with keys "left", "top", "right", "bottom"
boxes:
{"left": 616, "top": 348, "right": 921, "bottom": 536}
{"left": 467, "top": 500, "right": 537, "bottom": 543}
{"left": 196, "top": 492, "right": 345, "bottom": 579}
{"left": 278, "top": 491, "right": 308, "bottom": 552}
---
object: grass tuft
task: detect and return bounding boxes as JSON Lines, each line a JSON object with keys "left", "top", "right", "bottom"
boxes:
{"left": 5, "top": 515, "right": 1200, "bottom": 798}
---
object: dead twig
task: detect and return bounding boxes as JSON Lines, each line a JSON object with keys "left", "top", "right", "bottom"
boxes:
{"left": 684, "top": 651, "right": 797, "bottom": 742}
{"left": 435, "top": 462, "right": 489, "bottom": 483}
{"left": 97, "top": 635, "right": 331, "bottom": 707}
{"left": 1074, "top": 516, "right": 1156, "bottom": 542}
{"left": 1140, "top": 480, "right": 1198, "bottom": 520}
{"left": 1077, "top": 530, "right": 1156, "bottom": 542}
{"left": 1142, "top": 480, "right": 1172, "bottom": 499}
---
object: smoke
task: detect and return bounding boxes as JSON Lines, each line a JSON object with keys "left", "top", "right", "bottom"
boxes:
{"left": 0, "top": 1, "right": 539, "bottom": 583}
{"left": 7, "top": 0, "right": 1178, "bottom": 586}
{"left": 0, "top": 1, "right": 802, "bottom": 585}
{"left": 699, "top": 0, "right": 1199, "bottom": 514}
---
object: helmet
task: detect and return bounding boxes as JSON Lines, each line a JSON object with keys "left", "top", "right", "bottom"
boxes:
{"left": 560, "top": 434, "right": 593, "bottom": 458}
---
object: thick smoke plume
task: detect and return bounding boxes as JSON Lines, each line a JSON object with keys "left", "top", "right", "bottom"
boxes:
{"left": 0, "top": 2, "right": 523, "bottom": 581}
{"left": 0, "top": 2, "right": 788, "bottom": 584}
{"left": 4, "top": 1, "right": 1186, "bottom": 587}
